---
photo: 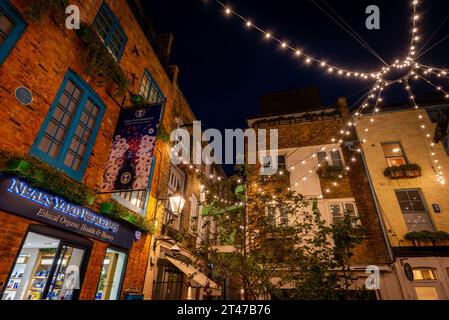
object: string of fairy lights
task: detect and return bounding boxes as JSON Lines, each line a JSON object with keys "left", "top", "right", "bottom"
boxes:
{"left": 170, "top": 0, "right": 449, "bottom": 203}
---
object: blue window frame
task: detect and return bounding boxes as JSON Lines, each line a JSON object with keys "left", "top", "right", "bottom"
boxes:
{"left": 31, "top": 70, "right": 106, "bottom": 182}
{"left": 0, "top": 0, "right": 26, "bottom": 65}
{"left": 93, "top": 1, "right": 127, "bottom": 61}
{"left": 138, "top": 69, "right": 163, "bottom": 103}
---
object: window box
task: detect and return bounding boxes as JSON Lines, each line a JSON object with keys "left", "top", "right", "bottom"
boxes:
{"left": 317, "top": 165, "right": 345, "bottom": 179}
{"left": 101, "top": 201, "right": 154, "bottom": 233}
{"left": 1, "top": 154, "right": 95, "bottom": 207}
{"left": 7, "top": 159, "right": 30, "bottom": 174}
{"left": 384, "top": 164, "right": 422, "bottom": 179}
{"left": 404, "top": 231, "right": 449, "bottom": 246}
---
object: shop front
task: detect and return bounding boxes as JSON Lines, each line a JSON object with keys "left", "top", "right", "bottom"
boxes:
{"left": 0, "top": 174, "right": 136, "bottom": 300}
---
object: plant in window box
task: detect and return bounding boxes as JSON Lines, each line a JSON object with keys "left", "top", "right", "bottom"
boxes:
{"left": 7, "top": 159, "right": 31, "bottom": 175}
{"left": 130, "top": 94, "right": 145, "bottom": 106}
{"left": 100, "top": 201, "right": 154, "bottom": 233}
{"left": 383, "top": 164, "right": 422, "bottom": 180}
{"left": 0, "top": 152, "right": 95, "bottom": 207}
{"left": 316, "top": 165, "right": 345, "bottom": 179}
{"left": 434, "top": 231, "right": 449, "bottom": 244}
{"left": 76, "top": 23, "right": 129, "bottom": 95}
{"left": 404, "top": 231, "right": 437, "bottom": 246}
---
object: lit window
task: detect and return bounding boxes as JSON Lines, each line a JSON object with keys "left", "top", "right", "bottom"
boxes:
{"left": 382, "top": 143, "right": 407, "bottom": 167}
{"left": 139, "top": 69, "right": 163, "bottom": 103}
{"left": 0, "top": 0, "right": 26, "bottom": 64}
{"left": 415, "top": 287, "right": 440, "bottom": 300}
{"left": 95, "top": 249, "right": 127, "bottom": 300}
{"left": 395, "top": 190, "right": 434, "bottom": 232}
{"left": 413, "top": 269, "right": 437, "bottom": 281}
{"left": 31, "top": 70, "right": 105, "bottom": 181}
{"left": 93, "top": 2, "right": 127, "bottom": 60}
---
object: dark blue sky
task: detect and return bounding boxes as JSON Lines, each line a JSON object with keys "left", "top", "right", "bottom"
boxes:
{"left": 144, "top": 0, "right": 449, "bottom": 131}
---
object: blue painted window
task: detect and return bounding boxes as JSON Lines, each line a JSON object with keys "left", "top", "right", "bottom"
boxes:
{"left": 139, "top": 69, "right": 163, "bottom": 103}
{"left": 31, "top": 70, "right": 105, "bottom": 182}
{"left": 0, "top": 0, "right": 26, "bottom": 64}
{"left": 93, "top": 1, "right": 127, "bottom": 61}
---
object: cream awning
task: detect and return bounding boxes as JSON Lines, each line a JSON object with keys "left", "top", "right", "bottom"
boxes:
{"left": 165, "top": 256, "right": 222, "bottom": 296}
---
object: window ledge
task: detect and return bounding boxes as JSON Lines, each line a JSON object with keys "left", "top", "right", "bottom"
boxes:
{"left": 111, "top": 193, "right": 145, "bottom": 216}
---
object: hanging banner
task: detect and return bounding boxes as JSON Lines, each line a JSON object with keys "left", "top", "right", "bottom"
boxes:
{"left": 101, "top": 103, "right": 163, "bottom": 193}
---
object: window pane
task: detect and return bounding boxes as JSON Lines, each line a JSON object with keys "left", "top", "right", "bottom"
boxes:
{"left": 415, "top": 287, "right": 440, "bottom": 300}
{"left": 95, "top": 249, "right": 127, "bottom": 300}
{"left": 331, "top": 151, "right": 343, "bottom": 168}
{"left": 0, "top": 10, "right": 15, "bottom": 46}
{"left": 382, "top": 143, "right": 404, "bottom": 158}
{"left": 1, "top": 232, "right": 60, "bottom": 301}
{"left": 344, "top": 203, "right": 356, "bottom": 216}
{"left": 38, "top": 80, "right": 82, "bottom": 159}
{"left": 94, "top": 7, "right": 113, "bottom": 40}
{"left": 387, "top": 157, "right": 407, "bottom": 167}
{"left": 108, "top": 27, "right": 124, "bottom": 58}
{"left": 413, "top": 269, "right": 437, "bottom": 281}
{"left": 330, "top": 204, "right": 342, "bottom": 218}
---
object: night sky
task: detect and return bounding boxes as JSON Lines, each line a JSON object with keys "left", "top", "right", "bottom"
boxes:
{"left": 144, "top": 0, "right": 449, "bottom": 136}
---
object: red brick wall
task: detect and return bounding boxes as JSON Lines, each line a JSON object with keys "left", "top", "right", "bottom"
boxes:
{"left": 0, "top": 210, "right": 31, "bottom": 292}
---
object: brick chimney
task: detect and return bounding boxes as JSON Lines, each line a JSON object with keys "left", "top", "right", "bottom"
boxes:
{"left": 337, "top": 96, "right": 349, "bottom": 118}
{"left": 156, "top": 33, "right": 174, "bottom": 67}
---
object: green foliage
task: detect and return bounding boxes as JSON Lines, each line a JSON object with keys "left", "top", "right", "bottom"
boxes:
{"left": 76, "top": 22, "right": 129, "bottom": 95}
{"left": 316, "top": 165, "right": 345, "bottom": 179}
{"left": 188, "top": 166, "right": 367, "bottom": 300}
{"left": 383, "top": 164, "right": 422, "bottom": 179}
{"left": 100, "top": 200, "right": 155, "bottom": 233}
{"left": 405, "top": 230, "right": 449, "bottom": 244}
{"left": 0, "top": 151, "right": 94, "bottom": 206}
{"left": 25, "top": 0, "right": 69, "bottom": 23}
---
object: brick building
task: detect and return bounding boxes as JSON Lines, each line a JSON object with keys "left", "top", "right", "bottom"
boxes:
{"left": 247, "top": 87, "right": 402, "bottom": 299}
{"left": 0, "top": 0, "right": 218, "bottom": 300}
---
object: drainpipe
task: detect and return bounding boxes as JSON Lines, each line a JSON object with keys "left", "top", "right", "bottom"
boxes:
{"left": 350, "top": 120, "right": 394, "bottom": 263}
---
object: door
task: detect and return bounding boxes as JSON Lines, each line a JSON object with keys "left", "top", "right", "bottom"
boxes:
{"left": 44, "top": 243, "right": 87, "bottom": 300}
{"left": 2, "top": 231, "right": 88, "bottom": 301}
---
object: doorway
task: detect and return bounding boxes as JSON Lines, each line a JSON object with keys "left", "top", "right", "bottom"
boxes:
{"left": 2, "top": 229, "right": 90, "bottom": 300}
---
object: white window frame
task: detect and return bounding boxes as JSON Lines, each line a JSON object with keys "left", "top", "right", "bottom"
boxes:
{"left": 316, "top": 148, "right": 344, "bottom": 168}
{"left": 328, "top": 200, "right": 360, "bottom": 224}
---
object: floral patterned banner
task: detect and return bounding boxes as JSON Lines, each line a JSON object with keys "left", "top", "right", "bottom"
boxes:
{"left": 101, "top": 103, "right": 162, "bottom": 193}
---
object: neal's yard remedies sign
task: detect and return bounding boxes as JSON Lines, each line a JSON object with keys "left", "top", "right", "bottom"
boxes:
{"left": 101, "top": 103, "right": 163, "bottom": 193}
{"left": 0, "top": 175, "right": 134, "bottom": 249}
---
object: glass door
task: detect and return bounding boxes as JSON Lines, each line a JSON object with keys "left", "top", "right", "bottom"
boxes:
{"left": 2, "top": 231, "right": 88, "bottom": 301}
{"left": 44, "top": 244, "right": 86, "bottom": 300}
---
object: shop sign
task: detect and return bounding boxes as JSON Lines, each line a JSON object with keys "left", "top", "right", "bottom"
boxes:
{"left": 0, "top": 175, "right": 134, "bottom": 249}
